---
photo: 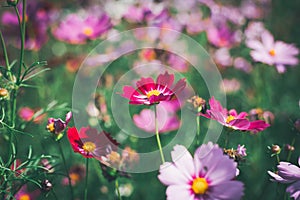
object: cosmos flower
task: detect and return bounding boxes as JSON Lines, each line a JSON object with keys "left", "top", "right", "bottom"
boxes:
{"left": 14, "top": 185, "right": 40, "bottom": 200}
{"left": 62, "top": 164, "right": 86, "bottom": 186}
{"left": 18, "top": 107, "right": 46, "bottom": 123}
{"left": 46, "top": 112, "right": 72, "bottom": 135}
{"left": 133, "top": 101, "right": 180, "bottom": 133}
{"left": 158, "top": 142, "right": 244, "bottom": 200}
{"left": 207, "top": 23, "right": 238, "bottom": 48}
{"left": 246, "top": 30, "right": 299, "bottom": 73}
{"left": 268, "top": 157, "right": 300, "bottom": 200}
{"left": 53, "top": 13, "right": 111, "bottom": 44}
{"left": 120, "top": 71, "right": 186, "bottom": 105}
{"left": 67, "top": 127, "right": 118, "bottom": 159}
{"left": 201, "top": 97, "right": 270, "bottom": 133}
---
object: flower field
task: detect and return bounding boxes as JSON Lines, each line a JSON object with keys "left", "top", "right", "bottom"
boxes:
{"left": 0, "top": 0, "right": 300, "bottom": 199}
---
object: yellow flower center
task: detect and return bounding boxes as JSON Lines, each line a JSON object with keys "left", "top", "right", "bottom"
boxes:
{"left": 19, "top": 194, "right": 30, "bottom": 200}
{"left": 83, "top": 27, "right": 93, "bottom": 36}
{"left": 46, "top": 123, "right": 55, "bottom": 132}
{"left": 269, "top": 49, "right": 276, "bottom": 57}
{"left": 82, "top": 141, "right": 96, "bottom": 153}
{"left": 191, "top": 177, "right": 209, "bottom": 195}
{"left": 226, "top": 115, "right": 236, "bottom": 124}
{"left": 146, "top": 90, "right": 161, "bottom": 99}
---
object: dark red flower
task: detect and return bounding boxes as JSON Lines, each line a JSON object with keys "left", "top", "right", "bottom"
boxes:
{"left": 120, "top": 71, "right": 186, "bottom": 105}
{"left": 67, "top": 127, "right": 118, "bottom": 159}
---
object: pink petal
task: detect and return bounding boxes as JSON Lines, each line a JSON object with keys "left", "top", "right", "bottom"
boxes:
{"left": 158, "top": 162, "right": 189, "bottom": 185}
{"left": 172, "top": 78, "right": 186, "bottom": 94}
{"left": 261, "top": 30, "right": 274, "bottom": 50}
{"left": 136, "top": 77, "right": 155, "bottom": 95}
{"left": 157, "top": 71, "right": 175, "bottom": 89}
{"left": 166, "top": 185, "right": 194, "bottom": 200}
{"left": 171, "top": 145, "right": 195, "bottom": 180}
{"left": 208, "top": 180, "right": 244, "bottom": 200}
{"left": 228, "top": 119, "right": 250, "bottom": 130}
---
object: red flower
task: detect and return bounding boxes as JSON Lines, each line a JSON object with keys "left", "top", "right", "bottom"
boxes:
{"left": 121, "top": 71, "right": 186, "bottom": 105}
{"left": 201, "top": 97, "right": 270, "bottom": 133}
{"left": 67, "top": 127, "right": 118, "bottom": 159}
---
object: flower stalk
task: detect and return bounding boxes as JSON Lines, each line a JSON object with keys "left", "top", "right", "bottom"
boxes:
{"left": 154, "top": 105, "right": 165, "bottom": 163}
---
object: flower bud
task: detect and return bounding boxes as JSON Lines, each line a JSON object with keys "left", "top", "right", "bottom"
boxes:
{"left": 285, "top": 144, "right": 295, "bottom": 152}
{"left": 42, "top": 180, "right": 52, "bottom": 191}
{"left": 271, "top": 145, "right": 281, "bottom": 155}
{"left": 0, "top": 88, "right": 9, "bottom": 100}
{"left": 7, "top": 0, "right": 18, "bottom": 6}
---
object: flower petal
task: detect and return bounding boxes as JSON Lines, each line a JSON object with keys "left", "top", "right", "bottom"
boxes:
{"left": 166, "top": 185, "right": 194, "bottom": 200}
{"left": 158, "top": 162, "right": 189, "bottom": 185}
{"left": 208, "top": 180, "right": 244, "bottom": 200}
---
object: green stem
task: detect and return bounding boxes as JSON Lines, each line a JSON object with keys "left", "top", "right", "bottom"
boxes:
{"left": 196, "top": 115, "right": 200, "bottom": 146}
{"left": 84, "top": 158, "right": 89, "bottom": 200}
{"left": 276, "top": 154, "right": 280, "bottom": 164}
{"left": 115, "top": 179, "right": 122, "bottom": 200}
{"left": 0, "top": 29, "right": 9, "bottom": 69}
{"left": 154, "top": 105, "right": 165, "bottom": 163}
{"left": 287, "top": 137, "right": 296, "bottom": 161}
{"left": 58, "top": 141, "right": 74, "bottom": 200}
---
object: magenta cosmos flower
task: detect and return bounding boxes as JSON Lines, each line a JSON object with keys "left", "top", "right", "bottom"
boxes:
{"left": 53, "top": 13, "right": 111, "bottom": 44}
{"left": 67, "top": 127, "right": 118, "bottom": 159}
{"left": 158, "top": 142, "right": 244, "bottom": 200}
{"left": 246, "top": 30, "right": 299, "bottom": 73}
{"left": 121, "top": 72, "right": 186, "bottom": 105}
{"left": 201, "top": 97, "right": 270, "bottom": 133}
{"left": 268, "top": 157, "right": 300, "bottom": 200}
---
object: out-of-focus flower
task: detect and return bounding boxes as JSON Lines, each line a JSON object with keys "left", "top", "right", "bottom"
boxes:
{"left": 167, "top": 54, "right": 189, "bottom": 72}
{"left": 53, "top": 13, "right": 111, "bottom": 44}
{"left": 1, "top": 1, "right": 57, "bottom": 50}
{"left": 65, "top": 55, "right": 85, "bottom": 73}
{"left": 240, "top": 0, "right": 264, "bottom": 19}
{"left": 40, "top": 159, "right": 54, "bottom": 173}
{"left": 237, "top": 144, "right": 247, "bottom": 157}
{"left": 158, "top": 143, "right": 244, "bottom": 199}
{"left": 133, "top": 101, "right": 180, "bottom": 133}
{"left": 62, "top": 164, "right": 86, "bottom": 186}
{"left": 46, "top": 112, "right": 72, "bottom": 140}
{"left": 19, "top": 107, "right": 46, "bottom": 124}
{"left": 246, "top": 30, "right": 299, "bottom": 73}
{"left": 220, "top": 78, "right": 241, "bottom": 94}
{"left": 249, "top": 108, "right": 275, "bottom": 124}
{"left": 201, "top": 97, "right": 270, "bottom": 133}
{"left": 207, "top": 23, "right": 238, "bottom": 48}
{"left": 14, "top": 185, "right": 40, "bottom": 200}
{"left": 244, "top": 21, "right": 267, "bottom": 41}
{"left": 176, "top": 11, "right": 207, "bottom": 35}
{"left": 67, "top": 127, "right": 118, "bottom": 159}
{"left": 268, "top": 157, "right": 300, "bottom": 200}
{"left": 294, "top": 119, "right": 300, "bottom": 132}
{"left": 213, "top": 47, "right": 233, "bottom": 67}
{"left": 116, "top": 183, "right": 134, "bottom": 197}
{"left": 139, "top": 49, "right": 157, "bottom": 61}
{"left": 285, "top": 144, "right": 295, "bottom": 152}
{"left": 233, "top": 57, "right": 253, "bottom": 73}
{"left": 120, "top": 71, "right": 186, "bottom": 105}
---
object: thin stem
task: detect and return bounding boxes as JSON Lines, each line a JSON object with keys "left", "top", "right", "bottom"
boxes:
{"left": 0, "top": 29, "right": 9, "bottom": 68}
{"left": 154, "top": 105, "right": 165, "bottom": 163}
{"left": 57, "top": 141, "right": 74, "bottom": 200}
{"left": 276, "top": 154, "right": 280, "bottom": 165}
{"left": 196, "top": 115, "right": 200, "bottom": 146}
{"left": 287, "top": 137, "right": 296, "bottom": 161}
{"left": 84, "top": 158, "right": 89, "bottom": 200}
{"left": 115, "top": 179, "right": 122, "bottom": 200}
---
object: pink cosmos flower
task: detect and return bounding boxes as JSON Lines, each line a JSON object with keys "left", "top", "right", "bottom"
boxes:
{"left": 133, "top": 101, "right": 180, "bottom": 133}
{"left": 268, "top": 157, "right": 300, "bottom": 200}
{"left": 46, "top": 112, "right": 72, "bottom": 135}
{"left": 158, "top": 142, "right": 244, "bottom": 200}
{"left": 201, "top": 97, "right": 270, "bottom": 133}
{"left": 246, "top": 30, "right": 299, "bottom": 73}
{"left": 120, "top": 72, "right": 186, "bottom": 105}
{"left": 18, "top": 107, "right": 46, "bottom": 123}
{"left": 53, "top": 13, "right": 111, "bottom": 44}
{"left": 14, "top": 185, "right": 40, "bottom": 200}
{"left": 207, "top": 23, "right": 238, "bottom": 48}
{"left": 167, "top": 54, "right": 189, "bottom": 72}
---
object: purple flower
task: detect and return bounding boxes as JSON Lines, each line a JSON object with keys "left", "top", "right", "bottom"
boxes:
{"left": 1, "top": 1, "right": 56, "bottom": 50}
{"left": 133, "top": 101, "right": 180, "bottom": 133}
{"left": 53, "top": 13, "right": 111, "bottom": 44}
{"left": 236, "top": 145, "right": 247, "bottom": 157}
{"left": 14, "top": 185, "right": 40, "bottom": 200}
{"left": 207, "top": 23, "right": 238, "bottom": 48}
{"left": 268, "top": 157, "right": 300, "bottom": 200}
{"left": 246, "top": 30, "right": 299, "bottom": 73}
{"left": 158, "top": 142, "right": 244, "bottom": 200}
{"left": 46, "top": 111, "right": 72, "bottom": 135}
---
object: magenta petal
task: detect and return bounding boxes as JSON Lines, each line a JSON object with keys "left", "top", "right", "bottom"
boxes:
{"left": 172, "top": 78, "right": 186, "bottom": 94}
{"left": 229, "top": 119, "right": 250, "bottom": 130}
{"left": 156, "top": 71, "right": 175, "bottom": 89}
{"left": 247, "top": 120, "right": 270, "bottom": 133}
{"left": 228, "top": 109, "right": 238, "bottom": 117}
{"left": 136, "top": 77, "right": 155, "bottom": 95}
